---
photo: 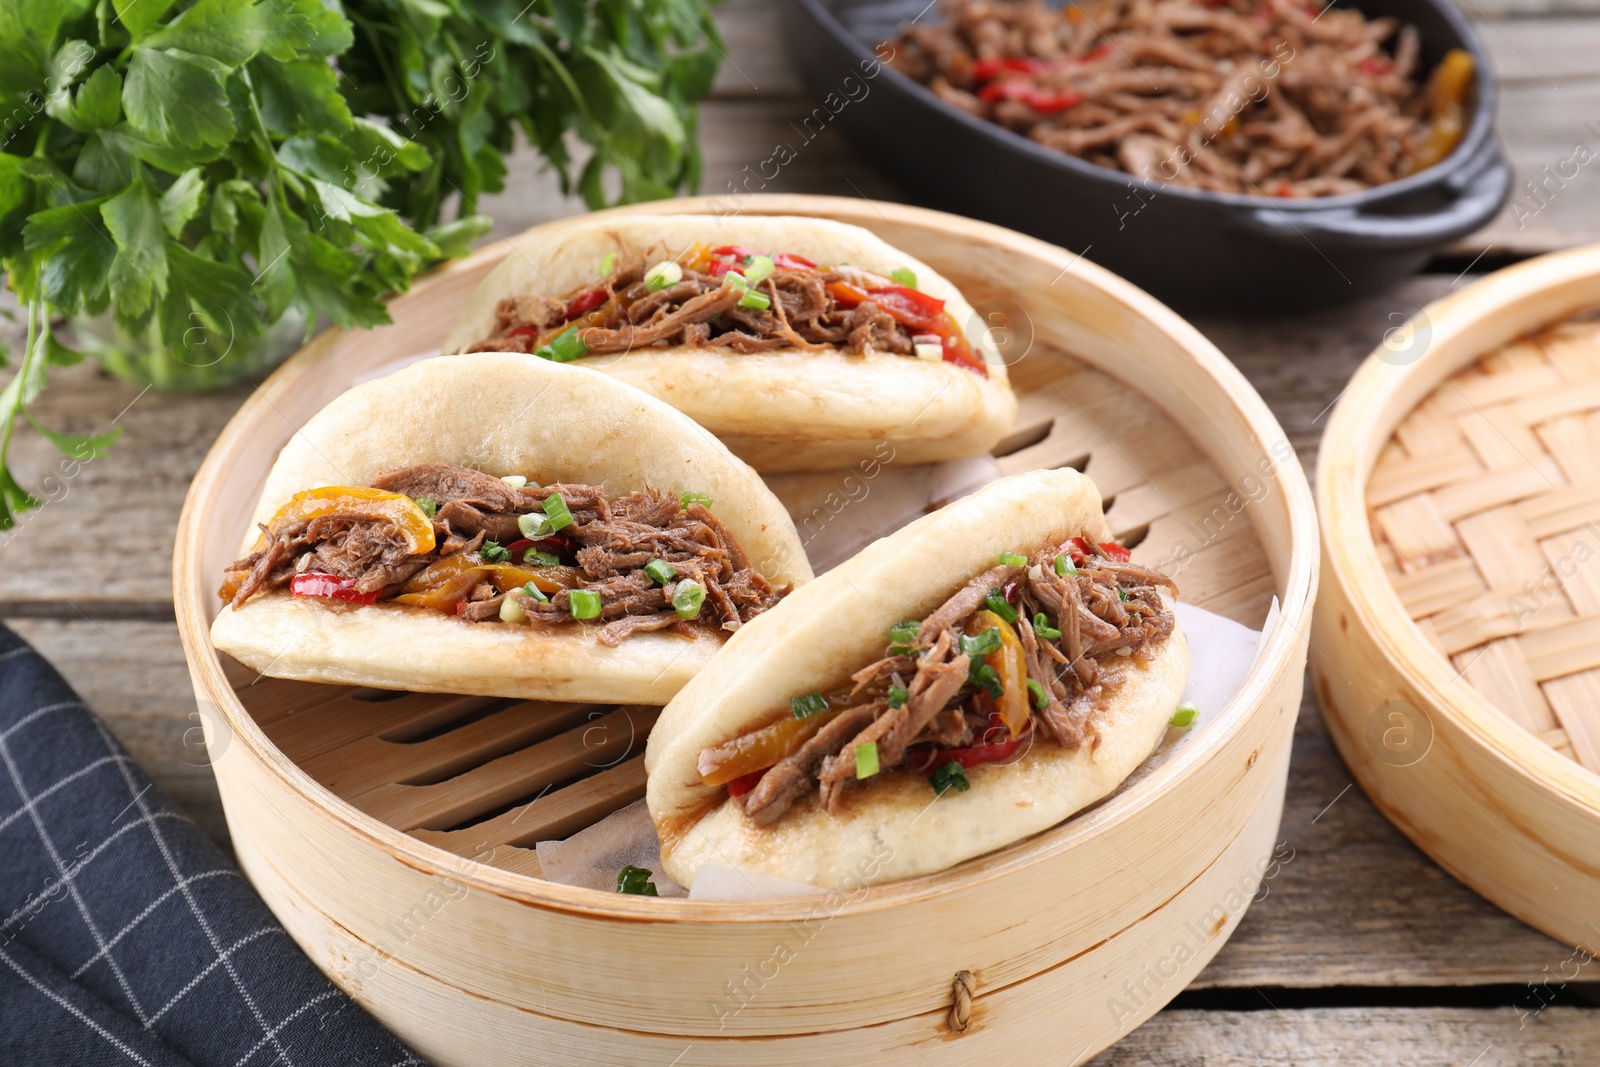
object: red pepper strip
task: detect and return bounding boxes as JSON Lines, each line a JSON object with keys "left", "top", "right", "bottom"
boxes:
{"left": 1358, "top": 56, "right": 1393, "bottom": 76}
{"left": 1098, "top": 541, "right": 1132, "bottom": 562}
{"left": 1002, "top": 574, "right": 1023, "bottom": 605}
{"left": 775, "top": 252, "right": 818, "bottom": 271}
{"left": 826, "top": 282, "right": 946, "bottom": 330}
{"left": 726, "top": 769, "right": 765, "bottom": 797}
{"left": 938, "top": 736, "right": 1026, "bottom": 770}
{"left": 503, "top": 535, "right": 568, "bottom": 560}
{"left": 971, "top": 56, "right": 1043, "bottom": 81}
{"left": 826, "top": 281, "right": 988, "bottom": 377}
{"left": 941, "top": 334, "right": 988, "bottom": 377}
{"left": 564, "top": 288, "right": 607, "bottom": 320}
{"left": 706, "top": 248, "right": 820, "bottom": 278}
{"left": 1066, "top": 537, "right": 1132, "bottom": 563}
{"left": 507, "top": 323, "right": 541, "bottom": 338}
{"left": 711, "top": 245, "right": 759, "bottom": 263}
{"left": 289, "top": 572, "right": 381, "bottom": 604}
{"left": 977, "top": 81, "right": 1085, "bottom": 114}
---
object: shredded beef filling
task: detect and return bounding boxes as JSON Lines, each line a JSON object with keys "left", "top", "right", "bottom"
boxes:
{"left": 465, "top": 253, "right": 922, "bottom": 359}
{"left": 885, "top": 0, "right": 1471, "bottom": 197}
{"left": 723, "top": 539, "right": 1176, "bottom": 826}
{"left": 224, "top": 463, "right": 784, "bottom": 644}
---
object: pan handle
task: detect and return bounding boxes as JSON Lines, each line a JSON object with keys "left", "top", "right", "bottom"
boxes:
{"left": 1241, "top": 138, "right": 1510, "bottom": 249}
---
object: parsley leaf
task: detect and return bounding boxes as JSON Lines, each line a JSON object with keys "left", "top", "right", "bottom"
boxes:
{"left": 0, "top": 0, "right": 722, "bottom": 532}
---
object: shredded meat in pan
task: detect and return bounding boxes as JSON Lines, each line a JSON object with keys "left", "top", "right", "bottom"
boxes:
{"left": 223, "top": 464, "right": 784, "bottom": 646}
{"left": 886, "top": 0, "right": 1475, "bottom": 196}
{"left": 703, "top": 538, "right": 1177, "bottom": 825}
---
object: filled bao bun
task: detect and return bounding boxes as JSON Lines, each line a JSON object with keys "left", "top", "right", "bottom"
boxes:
{"left": 646, "top": 469, "right": 1190, "bottom": 889}
{"left": 441, "top": 214, "right": 1017, "bottom": 473}
{"left": 210, "top": 355, "right": 811, "bottom": 705}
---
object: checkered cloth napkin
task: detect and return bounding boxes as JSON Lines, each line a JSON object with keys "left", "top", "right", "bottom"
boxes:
{"left": 0, "top": 624, "right": 422, "bottom": 1067}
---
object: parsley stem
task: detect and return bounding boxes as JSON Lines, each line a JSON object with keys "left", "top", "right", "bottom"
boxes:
{"left": 0, "top": 302, "right": 46, "bottom": 528}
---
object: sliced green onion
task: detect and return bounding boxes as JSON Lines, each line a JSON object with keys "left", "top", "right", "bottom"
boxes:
{"left": 914, "top": 342, "right": 942, "bottom": 362}
{"left": 791, "top": 691, "right": 830, "bottom": 719}
{"left": 480, "top": 540, "right": 510, "bottom": 563}
{"left": 499, "top": 596, "right": 527, "bottom": 624}
{"left": 522, "top": 582, "right": 548, "bottom": 603}
{"left": 672, "top": 579, "right": 705, "bottom": 619}
{"left": 681, "top": 491, "right": 713, "bottom": 509}
{"left": 968, "top": 663, "right": 1003, "bottom": 698}
{"left": 414, "top": 497, "right": 437, "bottom": 519}
{"left": 744, "top": 255, "right": 775, "bottom": 284}
{"left": 1026, "top": 677, "right": 1047, "bottom": 709}
{"left": 524, "top": 548, "right": 560, "bottom": 567}
{"left": 1032, "top": 613, "right": 1062, "bottom": 641}
{"left": 599, "top": 250, "right": 618, "bottom": 276}
{"left": 534, "top": 326, "right": 589, "bottom": 363}
{"left": 722, "top": 270, "right": 747, "bottom": 290}
{"left": 1055, "top": 553, "right": 1077, "bottom": 576}
{"left": 1171, "top": 703, "right": 1199, "bottom": 728}
{"left": 855, "top": 741, "right": 880, "bottom": 779}
{"left": 517, "top": 511, "right": 552, "bottom": 539}
{"left": 616, "top": 864, "right": 658, "bottom": 896}
{"left": 998, "top": 552, "right": 1027, "bottom": 567}
{"left": 542, "top": 493, "right": 574, "bottom": 532}
{"left": 959, "top": 628, "right": 1001, "bottom": 659}
{"left": 888, "top": 618, "right": 919, "bottom": 655}
{"left": 1117, "top": 587, "right": 1129, "bottom": 602}
{"left": 501, "top": 474, "right": 527, "bottom": 488}
{"left": 738, "top": 289, "right": 771, "bottom": 310}
{"left": 644, "top": 558, "right": 677, "bottom": 586}
{"left": 891, "top": 267, "right": 918, "bottom": 289}
{"left": 645, "top": 261, "right": 682, "bottom": 290}
{"left": 569, "top": 589, "right": 602, "bottom": 620}
{"left": 887, "top": 686, "right": 908, "bottom": 709}
{"left": 929, "top": 760, "right": 969, "bottom": 796}
{"left": 984, "top": 589, "right": 1018, "bottom": 624}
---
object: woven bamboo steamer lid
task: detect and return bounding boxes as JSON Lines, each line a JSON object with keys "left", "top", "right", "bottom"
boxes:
{"left": 1316, "top": 244, "right": 1600, "bottom": 954}
{"left": 176, "top": 194, "right": 1318, "bottom": 1064}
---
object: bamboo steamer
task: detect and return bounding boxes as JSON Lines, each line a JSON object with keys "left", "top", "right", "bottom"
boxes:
{"left": 174, "top": 195, "right": 1317, "bottom": 1064}
{"left": 1316, "top": 244, "right": 1600, "bottom": 955}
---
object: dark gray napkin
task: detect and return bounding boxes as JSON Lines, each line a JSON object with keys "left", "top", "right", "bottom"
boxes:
{"left": 0, "top": 623, "right": 423, "bottom": 1067}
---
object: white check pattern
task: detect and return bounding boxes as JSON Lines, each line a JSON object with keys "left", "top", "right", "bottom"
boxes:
{"left": 0, "top": 629, "right": 424, "bottom": 1067}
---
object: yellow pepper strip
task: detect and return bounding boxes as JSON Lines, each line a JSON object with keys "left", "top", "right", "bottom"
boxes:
{"left": 968, "top": 608, "right": 1031, "bottom": 739}
{"left": 251, "top": 486, "right": 435, "bottom": 555}
{"left": 1403, "top": 49, "right": 1474, "bottom": 176}
{"left": 698, "top": 709, "right": 840, "bottom": 786}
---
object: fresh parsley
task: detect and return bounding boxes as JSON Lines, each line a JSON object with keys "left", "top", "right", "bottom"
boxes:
{"left": 0, "top": 0, "right": 722, "bottom": 531}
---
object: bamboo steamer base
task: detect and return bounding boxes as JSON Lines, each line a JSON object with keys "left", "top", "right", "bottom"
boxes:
{"left": 176, "top": 196, "right": 1316, "bottom": 1064}
{"left": 1316, "top": 244, "right": 1600, "bottom": 955}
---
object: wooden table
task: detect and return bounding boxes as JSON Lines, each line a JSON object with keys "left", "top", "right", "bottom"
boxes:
{"left": 3, "top": 2, "right": 1598, "bottom": 1062}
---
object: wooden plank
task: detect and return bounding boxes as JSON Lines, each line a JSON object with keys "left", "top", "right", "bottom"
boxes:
{"left": 1089, "top": 1007, "right": 1600, "bottom": 1065}
{"left": 1192, "top": 682, "right": 1582, "bottom": 990}
{"left": 1456, "top": 81, "right": 1600, "bottom": 256}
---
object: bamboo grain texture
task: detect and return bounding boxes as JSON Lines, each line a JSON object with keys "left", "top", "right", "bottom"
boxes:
{"left": 1369, "top": 319, "right": 1600, "bottom": 771}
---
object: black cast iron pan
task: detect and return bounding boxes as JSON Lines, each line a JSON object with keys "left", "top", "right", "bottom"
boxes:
{"left": 780, "top": 0, "right": 1509, "bottom": 314}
